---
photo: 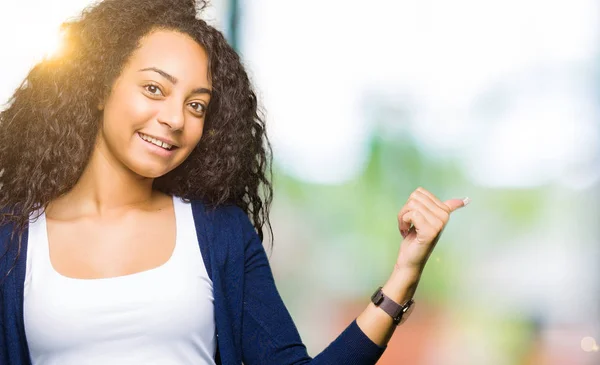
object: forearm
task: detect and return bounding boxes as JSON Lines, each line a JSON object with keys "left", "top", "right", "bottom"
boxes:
{"left": 355, "top": 267, "right": 421, "bottom": 346}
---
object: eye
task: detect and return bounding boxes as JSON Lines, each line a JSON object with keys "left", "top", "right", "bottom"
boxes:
{"left": 143, "top": 84, "right": 163, "bottom": 96}
{"left": 189, "top": 102, "right": 206, "bottom": 116}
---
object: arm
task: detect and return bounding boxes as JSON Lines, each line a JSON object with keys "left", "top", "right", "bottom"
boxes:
{"left": 355, "top": 267, "right": 420, "bottom": 346}
{"left": 238, "top": 214, "right": 385, "bottom": 365}
{"left": 356, "top": 188, "right": 468, "bottom": 346}
{"left": 239, "top": 187, "right": 468, "bottom": 364}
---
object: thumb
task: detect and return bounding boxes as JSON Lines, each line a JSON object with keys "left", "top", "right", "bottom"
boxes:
{"left": 444, "top": 197, "right": 471, "bottom": 213}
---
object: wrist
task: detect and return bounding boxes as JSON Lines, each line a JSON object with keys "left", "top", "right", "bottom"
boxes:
{"left": 381, "top": 267, "right": 421, "bottom": 304}
{"left": 394, "top": 261, "right": 423, "bottom": 276}
{"left": 392, "top": 263, "right": 422, "bottom": 286}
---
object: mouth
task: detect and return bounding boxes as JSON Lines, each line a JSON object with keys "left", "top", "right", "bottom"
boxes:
{"left": 137, "top": 132, "right": 178, "bottom": 151}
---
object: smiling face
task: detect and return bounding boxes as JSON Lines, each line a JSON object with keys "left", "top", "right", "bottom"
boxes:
{"left": 98, "top": 29, "right": 212, "bottom": 178}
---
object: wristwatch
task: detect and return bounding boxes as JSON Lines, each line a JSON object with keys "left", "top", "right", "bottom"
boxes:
{"left": 371, "top": 286, "right": 415, "bottom": 325}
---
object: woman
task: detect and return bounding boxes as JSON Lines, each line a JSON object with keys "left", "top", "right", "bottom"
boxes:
{"left": 0, "top": 0, "right": 469, "bottom": 364}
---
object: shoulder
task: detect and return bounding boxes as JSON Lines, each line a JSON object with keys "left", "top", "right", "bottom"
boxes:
{"left": 0, "top": 213, "right": 26, "bottom": 277}
{"left": 189, "top": 199, "right": 248, "bottom": 226}
{"left": 0, "top": 207, "right": 21, "bottom": 247}
{"left": 189, "top": 199, "right": 255, "bottom": 241}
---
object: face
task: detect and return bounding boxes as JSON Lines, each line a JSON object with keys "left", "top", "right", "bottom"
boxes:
{"left": 98, "top": 29, "right": 212, "bottom": 178}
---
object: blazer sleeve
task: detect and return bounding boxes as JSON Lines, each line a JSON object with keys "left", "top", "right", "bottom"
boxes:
{"left": 235, "top": 208, "right": 386, "bottom": 365}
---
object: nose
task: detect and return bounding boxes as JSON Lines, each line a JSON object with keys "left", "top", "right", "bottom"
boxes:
{"left": 157, "top": 99, "right": 185, "bottom": 130}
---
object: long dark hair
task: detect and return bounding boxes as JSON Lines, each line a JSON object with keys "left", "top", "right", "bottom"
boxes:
{"left": 0, "top": 0, "right": 273, "bottom": 276}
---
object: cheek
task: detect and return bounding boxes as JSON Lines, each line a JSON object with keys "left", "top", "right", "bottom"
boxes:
{"left": 103, "top": 88, "right": 156, "bottom": 132}
{"left": 185, "top": 120, "right": 205, "bottom": 145}
{"left": 176, "top": 122, "right": 204, "bottom": 159}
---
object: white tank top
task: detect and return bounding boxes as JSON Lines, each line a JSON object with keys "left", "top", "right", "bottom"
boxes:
{"left": 23, "top": 196, "right": 216, "bottom": 365}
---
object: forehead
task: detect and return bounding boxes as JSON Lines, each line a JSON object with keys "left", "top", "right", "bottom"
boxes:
{"left": 126, "top": 29, "right": 211, "bottom": 86}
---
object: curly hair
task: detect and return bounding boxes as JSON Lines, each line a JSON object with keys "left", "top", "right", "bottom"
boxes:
{"left": 0, "top": 0, "right": 273, "bottom": 264}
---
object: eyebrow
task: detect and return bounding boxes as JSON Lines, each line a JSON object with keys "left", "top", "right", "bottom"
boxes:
{"left": 138, "top": 67, "right": 212, "bottom": 95}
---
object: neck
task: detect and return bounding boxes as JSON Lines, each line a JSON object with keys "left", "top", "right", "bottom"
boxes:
{"left": 49, "top": 136, "right": 156, "bottom": 218}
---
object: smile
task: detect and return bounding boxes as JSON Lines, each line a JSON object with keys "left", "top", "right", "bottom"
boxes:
{"left": 138, "top": 132, "right": 176, "bottom": 150}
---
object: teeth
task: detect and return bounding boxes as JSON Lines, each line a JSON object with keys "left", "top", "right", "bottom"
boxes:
{"left": 139, "top": 133, "right": 173, "bottom": 150}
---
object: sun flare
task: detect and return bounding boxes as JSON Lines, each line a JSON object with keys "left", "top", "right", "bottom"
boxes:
{"left": 37, "top": 26, "right": 68, "bottom": 61}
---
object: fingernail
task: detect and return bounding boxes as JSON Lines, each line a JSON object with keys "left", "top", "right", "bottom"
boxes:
{"left": 462, "top": 197, "right": 471, "bottom": 206}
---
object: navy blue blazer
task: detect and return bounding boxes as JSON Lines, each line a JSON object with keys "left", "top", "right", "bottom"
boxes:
{"left": 0, "top": 201, "right": 386, "bottom": 364}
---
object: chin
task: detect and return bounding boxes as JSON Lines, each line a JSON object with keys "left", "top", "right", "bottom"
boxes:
{"left": 123, "top": 151, "right": 188, "bottom": 179}
{"left": 128, "top": 162, "right": 174, "bottom": 179}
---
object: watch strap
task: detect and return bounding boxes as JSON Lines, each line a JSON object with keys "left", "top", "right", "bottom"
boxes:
{"left": 371, "top": 286, "right": 414, "bottom": 325}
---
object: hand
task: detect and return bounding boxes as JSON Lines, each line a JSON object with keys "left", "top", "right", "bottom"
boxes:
{"left": 395, "top": 187, "right": 469, "bottom": 273}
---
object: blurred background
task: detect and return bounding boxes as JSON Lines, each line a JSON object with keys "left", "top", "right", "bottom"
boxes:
{"left": 1, "top": 0, "right": 599, "bottom": 364}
